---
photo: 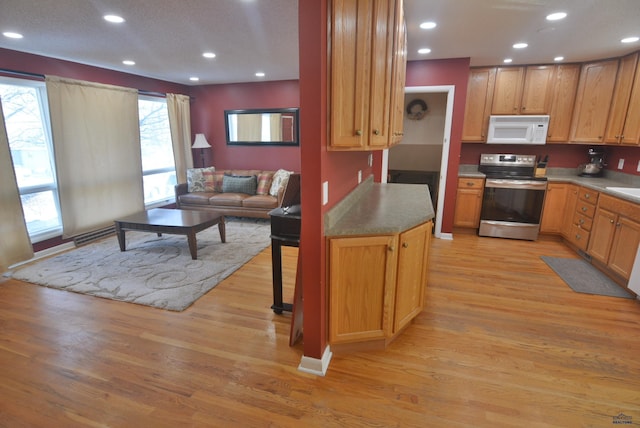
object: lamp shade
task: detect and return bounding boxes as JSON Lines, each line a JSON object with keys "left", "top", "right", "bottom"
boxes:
{"left": 192, "top": 133, "right": 211, "bottom": 149}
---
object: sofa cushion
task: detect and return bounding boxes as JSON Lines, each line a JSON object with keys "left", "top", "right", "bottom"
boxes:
{"left": 242, "top": 194, "right": 279, "bottom": 209}
{"left": 209, "top": 193, "right": 247, "bottom": 207}
{"left": 179, "top": 192, "right": 216, "bottom": 205}
{"left": 187, "top": 167, "right": 216, "bottom": 192}
{"left": 256, "top": 171, "right": 275, "bottom": 195}
{"left": 269, "top": 169, "right": 293, "bottom": 196}
{"left": 222, "top": 174, "right": 257, "bottom": 195}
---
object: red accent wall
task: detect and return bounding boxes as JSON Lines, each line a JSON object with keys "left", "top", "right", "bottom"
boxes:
{"left": 189, "top": 81, "right": 301, "bottom": 172}
{"left": 606, "top": 146, "right": 640, "bottom": 176}
{"left": 397, "top": 58, "right": 471, "bottom": 234}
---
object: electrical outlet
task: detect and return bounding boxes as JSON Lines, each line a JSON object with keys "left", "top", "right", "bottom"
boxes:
{"left": 358, "top": 170, "right": 362, "bottom": 183}
{"left": 637, "top": 160, "right": 640, "bottom": 172}
{"left": 618, "top": 159, "right": 625, "bottom": 169}
{"left": 368, "top": 153, "right": 373, "bottom": 167}
{"left": 322, "top": 181, "right": 329, "bottom": 205}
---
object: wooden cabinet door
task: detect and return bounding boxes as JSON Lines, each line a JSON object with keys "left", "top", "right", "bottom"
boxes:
{"left": 394, "top": 221, "right": 432, "bottom": 333}
{"left": 453, "top": 178, "right": 484, "bottom": 228}
{"left": 605, "top": 53, "right": 638, "bottom": 144}
{"left": 609, "top": 217, "right": 640, "bottom": 279}
{"left": 621, "top": 55, "right": 640, "bottom": 145}
{"left": 329, "top": 0, "right": 372, "bottom": 150}
{"left": 588, "top": 207, "right": 617, "bottom": 264}
{"left": 561, "top": 184, "right": 579, "bottom": 238}
{"left": 388, "top": 0, "right": 407, "bottom": 146}
{"left": 491, "top": 67, "right": 525, "bottom": 114}
{"left": 569, "top": 59, "right": 619, "bottom": 143}
{"left": 547, "top": 65, "right": 581, "bottom": 143}
{"left": 520, "top": 65, "right": 555, "bottom": 114}
{"left": 540, "top": 183, "right": 567, "bottom": 233}
{"left": 462, "top": 67, "right": 496, "bottom": 142}
{"left": 329, "top": 235, "right": 398, "bottom": 344}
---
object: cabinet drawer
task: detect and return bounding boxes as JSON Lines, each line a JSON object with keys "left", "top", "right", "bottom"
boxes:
{"left": 579, "top": 188, "right": 599, "bottom": 204}
{"left": 457, "top": 178, "right": 484, "bottom": 189}
{"left": 573, "top": 212, "right": 593, "bottom": 231}
{"left": 575, "top": 202, "right": 596, "bottom": 218}
{"left": 568, "top": 223, "right": 590, "bottom": 251}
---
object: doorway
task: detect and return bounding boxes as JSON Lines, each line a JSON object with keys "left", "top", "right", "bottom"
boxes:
{"left": 382, "top": 85, "right": 454, "bottom": 239}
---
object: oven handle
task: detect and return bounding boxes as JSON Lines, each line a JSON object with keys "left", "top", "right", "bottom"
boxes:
{"left": 484, "top": 179, "right": 548, "bottom": 190}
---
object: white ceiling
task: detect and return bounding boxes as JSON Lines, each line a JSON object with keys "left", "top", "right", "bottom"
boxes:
{"left": 0, "top": 0, "right": 639, "bottom": 86}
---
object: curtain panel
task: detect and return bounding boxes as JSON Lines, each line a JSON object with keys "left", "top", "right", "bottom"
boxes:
{"left": 0, "top": 101, "right": 34, "bottom": 272}
{"left": 46, "top": 76, "right": 143, "bottom": 238}
{"left": 166, "top": 93, "right": 193, "bottom": 184}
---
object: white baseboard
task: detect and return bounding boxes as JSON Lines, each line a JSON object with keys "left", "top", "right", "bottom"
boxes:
{"left": 298, "top": 345, "right": 332, "bottom": 376}
{"left": 439, "top": 232, "right": 454, "bottom": 240}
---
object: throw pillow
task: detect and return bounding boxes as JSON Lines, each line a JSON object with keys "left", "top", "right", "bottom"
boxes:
{"left": 222, "top": 174, "right": 258, "bottom": 195}
{"left": 212, "top": 171, "right": 225, "bottom": 192}
{"left": 269, "top": 169, "right": 294, "bottom": 197}
{"left": 256, "top": 171, "right": 275, "bottom": 195}
{"left": 186, "top": 167, "right": 216, "bottom": 192}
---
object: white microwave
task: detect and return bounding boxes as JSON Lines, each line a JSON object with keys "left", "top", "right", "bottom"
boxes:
{"left": 486, "top": 115, "right": 549, "bottom": 145}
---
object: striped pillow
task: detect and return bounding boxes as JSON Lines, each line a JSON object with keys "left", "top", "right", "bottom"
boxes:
{"left": 256, "top": 171, "right": 275, "bottom": 195}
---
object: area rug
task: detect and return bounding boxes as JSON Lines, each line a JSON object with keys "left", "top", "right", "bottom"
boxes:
{"left": 10, "top": 218, "right": 272, "bottom": 311}
{"left": 541, "top": 256, "right": 634, "bottom": 299}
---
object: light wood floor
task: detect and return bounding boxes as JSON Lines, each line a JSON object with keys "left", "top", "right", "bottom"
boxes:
{"left": 1, "top": 234, "right": 639, "bottom": 427}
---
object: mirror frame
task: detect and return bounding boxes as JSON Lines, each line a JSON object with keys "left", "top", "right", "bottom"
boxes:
{"left": 224, "top": 108, "right": 300, "bottom": 146}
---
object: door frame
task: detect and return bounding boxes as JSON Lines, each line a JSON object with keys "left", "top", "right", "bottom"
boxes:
{"left": 382, "top": 85, "right": 454, "bottom": 239}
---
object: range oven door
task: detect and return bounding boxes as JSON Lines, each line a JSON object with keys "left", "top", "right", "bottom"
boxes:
{"left": 479, "top": 179, "right": 547, "bottom": 241}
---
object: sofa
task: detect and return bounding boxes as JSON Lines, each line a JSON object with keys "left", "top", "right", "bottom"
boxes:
{"left": 175, "top": 168, "right": 293, "bottom": 219}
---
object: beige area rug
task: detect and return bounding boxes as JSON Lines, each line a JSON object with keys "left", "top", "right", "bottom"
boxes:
{"left": 10, "top": 218, "right": 271, "bottom": 311}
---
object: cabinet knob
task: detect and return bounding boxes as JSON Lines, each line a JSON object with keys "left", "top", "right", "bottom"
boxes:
{"left": 388, "top": 246, "right": 394, "bottom": 252}
{"left": 373, "top": 129, "right": 380, "bottom": 135}
{"left": 616, "top": 222, "right": 621, "bottom": 227}
{"left": 584, "top": 194, "right": 590, "bottom": 199}
{"left": 581, "top": 206, "right": 587, "bottom": 212}
{"left": 522, "top": 107, "right": 526, "bottom": 110}
{"left": 466, "top": 182, "right": 474, "bottom": 186}
{"left": 402, "top": 242, "right": 409, "bottom": 248}
{"left": 576, "top": 234, "right": 581, "bottom": 240}
{"left": 579, "top": 219, "right": 585, "bottom": 224}
{"left": 355, "top": 129, "right": 363, "bottom": 136}
{"left": 610, "top": 219, "right": 615, "bottom": 224}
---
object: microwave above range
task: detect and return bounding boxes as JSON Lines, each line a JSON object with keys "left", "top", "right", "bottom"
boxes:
{"left": 486, "top": 115, "right": 549, "bottom": 145}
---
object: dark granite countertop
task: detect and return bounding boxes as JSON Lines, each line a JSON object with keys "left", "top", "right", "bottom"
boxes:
{"left": 458, "top": 165, "right": 640, "bottom": 204}
{"left": 325, "top": 177, "right": 435, "bottom": 237}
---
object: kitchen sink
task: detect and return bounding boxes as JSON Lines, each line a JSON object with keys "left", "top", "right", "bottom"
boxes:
{"left": 606, "top": 187, "right": 640, "bottom": 198}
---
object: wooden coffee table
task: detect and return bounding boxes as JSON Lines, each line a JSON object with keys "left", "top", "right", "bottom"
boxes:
{"left": 114, "top": 208, "right": 225, "bottom": 260}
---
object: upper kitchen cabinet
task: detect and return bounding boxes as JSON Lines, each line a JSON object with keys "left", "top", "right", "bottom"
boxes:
{"left": 546, "top": 64, "right": 581, "bottom": 143}
{"left": 461, "top": 67, "right": 496, "bottom": 142}
{"left": 569, "top": 59, "right": 619, "bottom": 144}
{"left": 605, "top": 52, "right": 640, "bottom": 145}
{"left": 328, "top": 0, "right": 406, "bottom": 151}
{"left": 491, "top": 65, "right": 555, "bottom": 115}
{"left": 388, "top": 0, "right": 407, "bottom": 146}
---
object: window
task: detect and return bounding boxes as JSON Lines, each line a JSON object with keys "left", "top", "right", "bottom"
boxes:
{"left": 0, "top": 77, "right": 62, "bottom": 242}
{"left": 138, "top": 96, "right": 176, "bottom": 206}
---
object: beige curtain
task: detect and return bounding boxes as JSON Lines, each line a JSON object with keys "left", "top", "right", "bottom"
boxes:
{"left": 270, "top": 113, "right": 282, "bottom": 141}
{"left": 46, "top": 76, "right": 143, "bottom": 238}
{"left": 166, "top": 93, "right": 193, "bottom": 184}
{"left": 237, "top": 114, "right": 262, "bottom": 141}
{"left": 0, "top": 100, "right": 34, "bottom": 271}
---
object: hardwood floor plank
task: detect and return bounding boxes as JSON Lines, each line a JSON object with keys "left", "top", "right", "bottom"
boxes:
{"left": 1, "top": 238, "right": 639, "bottom": 427}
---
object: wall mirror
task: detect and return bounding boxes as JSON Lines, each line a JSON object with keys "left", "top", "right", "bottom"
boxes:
{"left": 225, "top": 108, "right": 299, "bottom": 146}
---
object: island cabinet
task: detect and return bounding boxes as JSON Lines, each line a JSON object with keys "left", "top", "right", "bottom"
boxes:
{"left": 453, "top": 178, "right": 484, "bottom": 228}
{"left": 491, "top": 65, "right": 555, "bottom": 115}
{"left": 587, "top": 194, "right": 640, "bottom": 281}
{"left": 569, "top": 59, "right": 619, "bottom": 143}
{"left": 328, "top": 0, "right": 406, "bottom": 151}
{"left": 328, "top": 221, "right": 432, "bottom": 346}
{"left": 461, "top": 67, "right": 496, "bottom": 142}
{"left": 546, "top": 64, "right": 581, "bottom": 142}
{"left": 540, "top": 183, "right": 569, "bottom": 233}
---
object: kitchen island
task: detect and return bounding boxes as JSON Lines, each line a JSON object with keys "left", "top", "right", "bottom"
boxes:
{"left": 325, "top": 177, "right": 435, "bottom": 351}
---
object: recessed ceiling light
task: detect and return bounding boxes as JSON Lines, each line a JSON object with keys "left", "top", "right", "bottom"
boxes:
{"left": 418, "top": 48, "right": 431, "bottom": 54}
{"left": 104, "top": 15, "right": 125, "bottom": 23}
{"left": 546, "top": 12, "right": 567, "bottom": 21}
{"left": 513, "top": 43, "right": 528, "bottom": 49}
{"left": 503, "top": 58, "right": 513, "bottom": 63}
{"left": 419, "top": 21, "right": 437, "bottom": 30}
{"left": 122, "top": 60, "right": 135, "bottom": 66}
{"left": 189, "top": 77, "right": 200, "bottom": 81}
{"left": 255, "top": 72, "right": 265, "bottom": 77}
{"left": 621, "top": 36, "right": 639, "bottom": 44}
{"left": 202, "top": 52, "right": 216, "bottom": 59}
{"left": 3, "top": 31, "right": 23, "bottom": 39}
{"left": 554, "top": 56, "right": 565, "bottom": 62}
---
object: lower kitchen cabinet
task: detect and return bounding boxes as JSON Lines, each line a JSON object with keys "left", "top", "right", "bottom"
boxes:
{"left": 540, "top": 183, "right": 568, "bottom": 233}
{"left": 453, "top": 178, "right": 484, "bottom": 228}
{"left": 565, "top": 187, "right": 598, "bottom": 251}
{"left": 328, "top": 221, "right": 432, "bottom": 347}
{"left": 587, "top": 194, "right": 640, "bottom": 280}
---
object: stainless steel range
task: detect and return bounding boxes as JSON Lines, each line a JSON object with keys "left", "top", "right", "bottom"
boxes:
{"left": 478, "top": 154, "right": 548, "bottom": 241}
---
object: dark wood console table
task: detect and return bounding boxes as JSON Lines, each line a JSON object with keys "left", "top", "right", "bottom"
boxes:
{"left": 268, "top": 204, "right": 301, "bottom": 314}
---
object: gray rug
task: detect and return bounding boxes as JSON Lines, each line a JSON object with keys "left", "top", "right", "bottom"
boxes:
{"left": 541, "top": 256, "right": 634, "bottom": 299}
{"left": 10, "top": 218, "right": 271, "bottom": 311}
